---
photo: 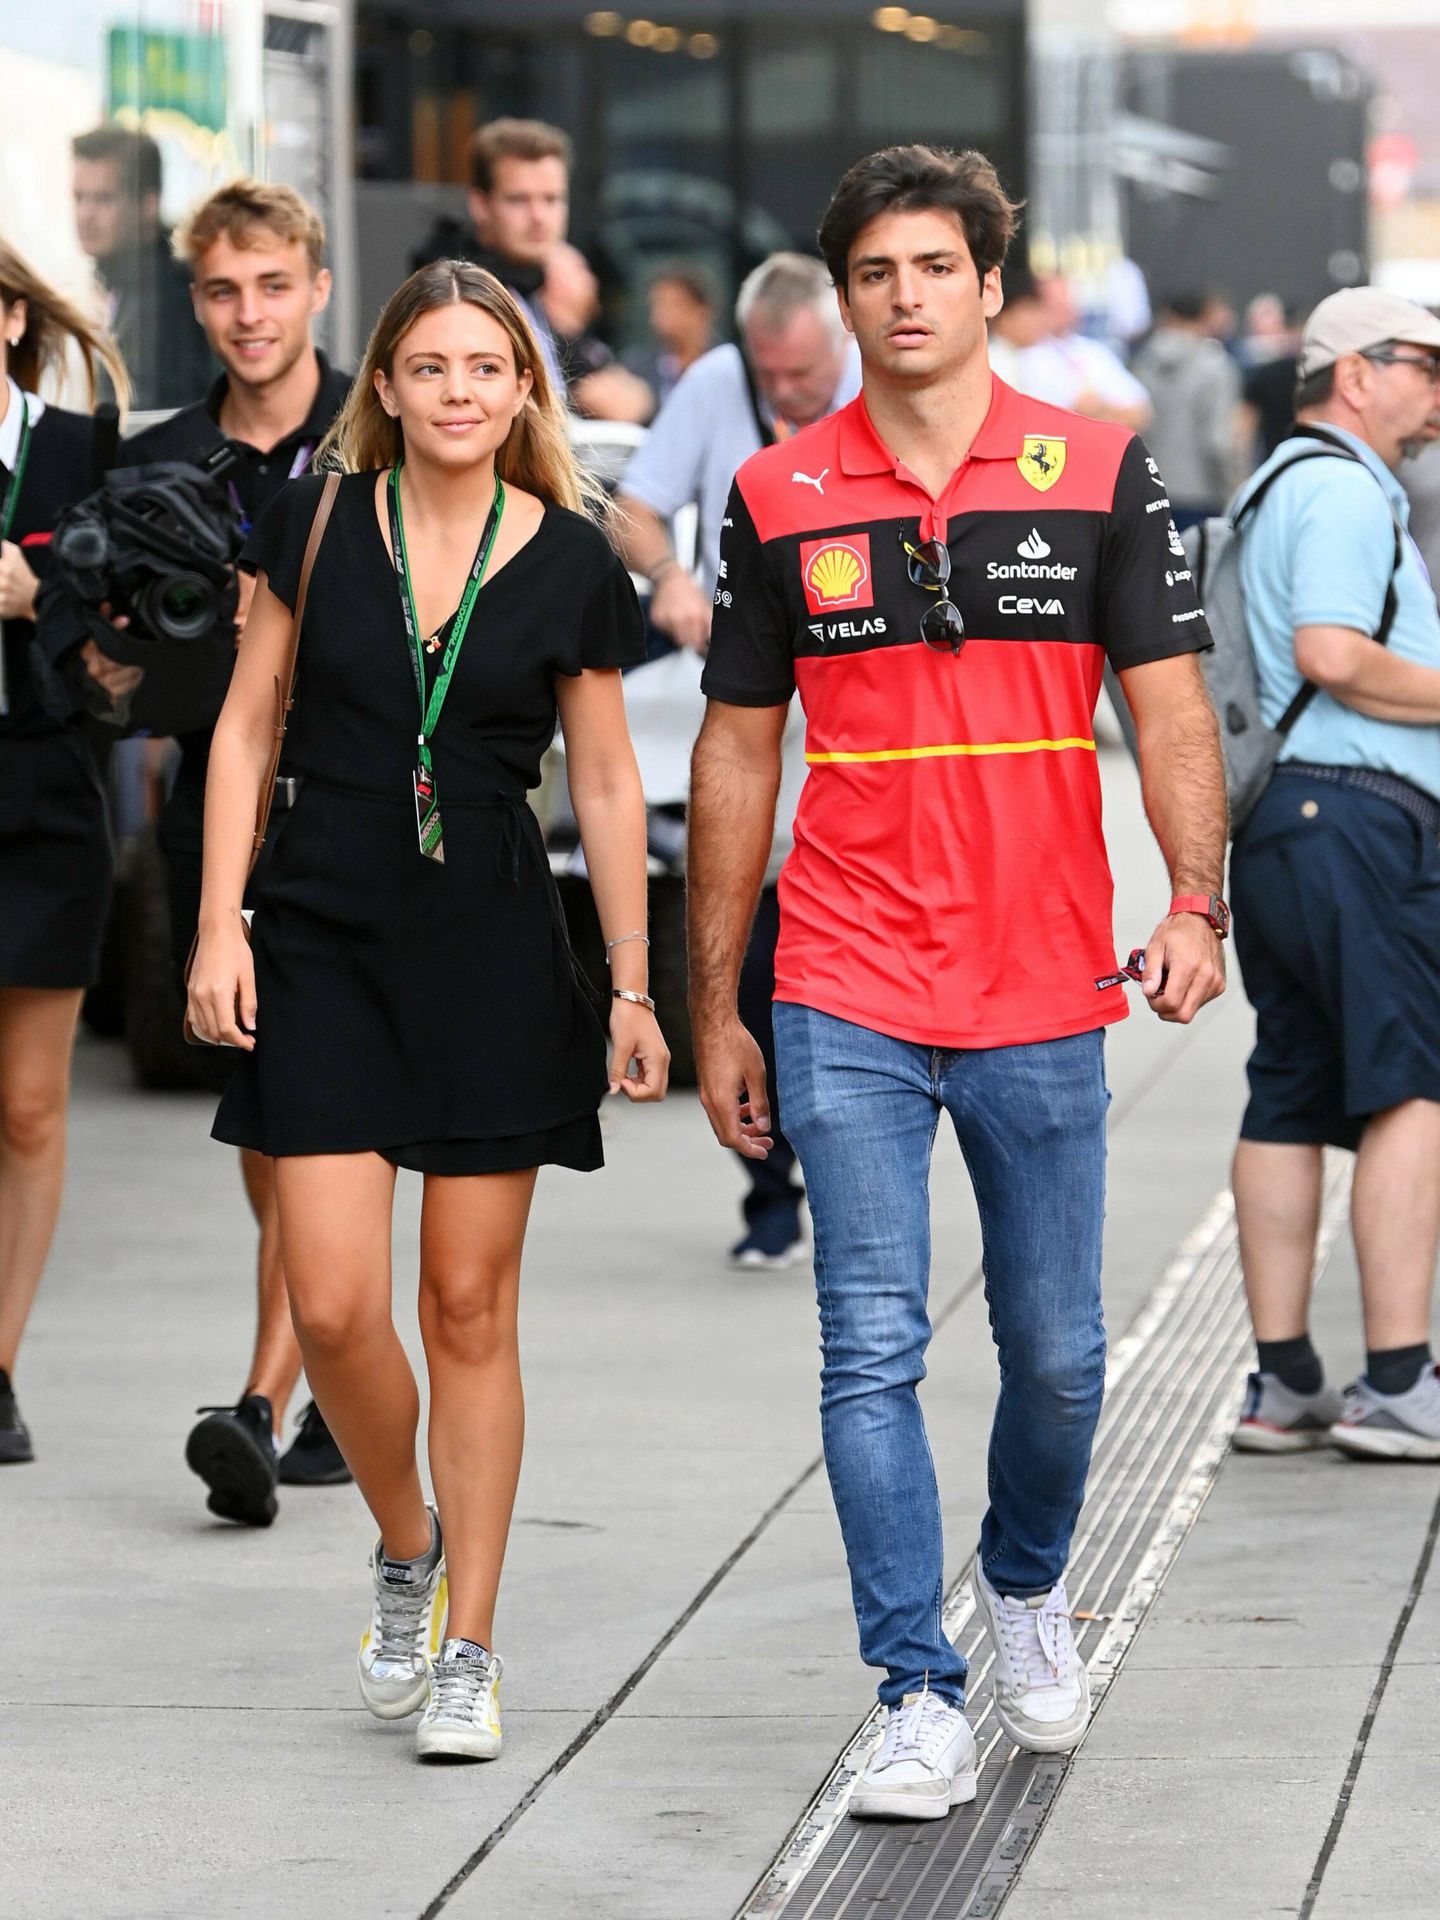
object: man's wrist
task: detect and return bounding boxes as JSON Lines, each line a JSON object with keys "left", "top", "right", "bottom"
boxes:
{"left": 648, "top": 554, "right": 681, "bottom": 585}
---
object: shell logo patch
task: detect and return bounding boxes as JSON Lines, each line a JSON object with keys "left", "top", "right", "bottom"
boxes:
{"left": 1019, "top": 435, "right": 1067, "bottom": 492}
{"left": 800, "top": 534, "right": 873, "bottom": 614}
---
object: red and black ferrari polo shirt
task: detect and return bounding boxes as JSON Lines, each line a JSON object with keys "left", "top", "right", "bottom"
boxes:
{"left": 701, "top": 374, "right": 1212, "bottom": 1050}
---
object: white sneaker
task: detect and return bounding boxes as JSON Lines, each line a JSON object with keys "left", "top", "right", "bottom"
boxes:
{"left": 416, "top": 1641, "right": 504, "bottom": 1761}
{"left": 850, "top": 1688, "right": 977, "bottom": 1821}
{"left": 357, "top": 1506, "right": 447, "bottom": 1720}
{"left": 1331, "top": 1367, "right": 1440, "bottom": 1460}
{"left": 974, "top": 1567, "right": 1090, "bottom": 1753}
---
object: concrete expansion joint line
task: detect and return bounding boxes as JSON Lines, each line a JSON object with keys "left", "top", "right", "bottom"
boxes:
{"left": 1298, "top": 1481, "right": 1440, "bottom": 1920}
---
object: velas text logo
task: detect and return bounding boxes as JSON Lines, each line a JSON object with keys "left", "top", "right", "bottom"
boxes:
{"left": 800, "top": 534, "right": 873, "bottom": 615}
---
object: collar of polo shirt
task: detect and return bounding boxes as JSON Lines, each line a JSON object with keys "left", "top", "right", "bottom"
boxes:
{"left": 837, "top": 375, "right": 1028, "bottom": 541}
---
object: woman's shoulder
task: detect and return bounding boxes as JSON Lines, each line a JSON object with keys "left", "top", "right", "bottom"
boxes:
{"left": 32, "top": 403, "right": 97, "bottom": 455}
{"left": 540, "top": 501, "right": 626, "bottom": 575}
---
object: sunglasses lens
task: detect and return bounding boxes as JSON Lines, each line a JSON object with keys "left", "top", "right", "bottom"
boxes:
{"left": 921, "top": 600, "right": 966, "bottom": 654}
{"left": 906, "top": 538, "right": 950, "bottom": 588}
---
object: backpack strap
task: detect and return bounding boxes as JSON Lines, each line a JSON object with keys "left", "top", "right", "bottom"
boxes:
{"left": 1235, "top": 430, "right": 1407, "bottom": 738}
{"left": 738, "top": 347, "right": 777, "bottom": 450}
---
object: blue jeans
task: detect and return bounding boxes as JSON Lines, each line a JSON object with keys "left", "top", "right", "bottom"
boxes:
{"left": 773, "top": 1003, "right": 1109, "bottom": 1708}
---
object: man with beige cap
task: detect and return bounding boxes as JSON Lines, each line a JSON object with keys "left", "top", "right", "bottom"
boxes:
{"left": 1226, "top": 287, "right": 1440, "bottom": 1460}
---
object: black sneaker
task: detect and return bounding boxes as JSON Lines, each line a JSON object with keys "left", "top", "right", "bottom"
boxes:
{"left": 0, "top": 1370, "right": 33, "bottom": 1464}
{"left": 728, "top": 1204, "right": 806, "bottom": 1272}
{"left": 186, "top": 1394, "right": 278, "bottom": 1526}
{"left": 277, "top": 1399, "right": 353, "bottom": 1486}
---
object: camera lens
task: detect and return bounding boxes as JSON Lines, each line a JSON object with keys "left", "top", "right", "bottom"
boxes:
{"left": 148, "top": 571, "right": 218, "bottom": 642}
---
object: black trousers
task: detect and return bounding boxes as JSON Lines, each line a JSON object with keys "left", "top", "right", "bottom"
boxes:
{"left": 737, "top": 886, "right": 803, "bottom": 1220}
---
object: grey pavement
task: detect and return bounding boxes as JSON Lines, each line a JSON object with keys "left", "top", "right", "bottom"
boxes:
{"left": 7, "top": 747, "right": 1438, "bottom": 1919}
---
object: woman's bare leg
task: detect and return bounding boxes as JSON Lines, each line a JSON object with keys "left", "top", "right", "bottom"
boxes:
{"left": 0, "top": 987, "right": 85, "bottom": 1376}
{"left": 237, "top": 1149, "right": 303, "bottom": 1431}
{"left": 273, "top": 1151, "right": 429, "bottom": 1558}
{"left": 418, "top": 1168, "right": 538, "bottom": 1648}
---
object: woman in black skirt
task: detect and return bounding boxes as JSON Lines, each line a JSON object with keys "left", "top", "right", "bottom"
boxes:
{"left": 0, "top": 242, "right": 129, "bottom": 1465}
{"left": 188, "top": 261, "right": 669, "bottom": 1762}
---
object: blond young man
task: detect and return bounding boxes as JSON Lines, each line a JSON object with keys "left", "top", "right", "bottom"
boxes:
{"left": 117, "top": 180, "right": 353, "bottom": 1522}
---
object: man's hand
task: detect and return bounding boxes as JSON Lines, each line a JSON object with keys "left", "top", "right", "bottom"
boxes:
{"left": 0, "top": 540, "right": 39, "bottom": 622}
{"left": 80, "top": 625, "right": 145, "bottom": 704}
{"left": 696, "top": 1016, "right": 774, "bottom": 1158}
{"left": 1140, "top": 912, "right": 1226, "bottom": 1024}
{"left": 650, "top": 565, "right": 713, "bottom": 654}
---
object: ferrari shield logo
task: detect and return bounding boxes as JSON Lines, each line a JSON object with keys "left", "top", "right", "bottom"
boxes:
{"left": 1018, "top": 435, "right": 1067, "bottom": 492}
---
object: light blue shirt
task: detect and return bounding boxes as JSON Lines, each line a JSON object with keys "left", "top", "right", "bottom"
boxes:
{"left": 619, "top": 340, "right": 860, "bottom": 596}
{"left": 1237, "top": 424, "right": 1440, "bottom": 801}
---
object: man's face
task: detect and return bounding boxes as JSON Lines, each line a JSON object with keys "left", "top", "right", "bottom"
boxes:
{"left": 1352, "top": 341, "right": 1440, "bottom": 463}
{"left": 73, "top": 159, "right": 153, "bottom": 261}
{"left": 191, "top": 233, "right": 330, "bottom": 392}
{"left": 650, "top": 279, "right": 708, "bottom": 350}
{"left": 992, "top": 294, "right": 1049, "bottom": 349}
{"left": 744, "top": 306, "right": 849, "bottom": 429}
{"left": 838, "top": 207, "right": 1000, "bottom": 387}
{"left": 469, "top": 156, "right": 568, "bottom": 270}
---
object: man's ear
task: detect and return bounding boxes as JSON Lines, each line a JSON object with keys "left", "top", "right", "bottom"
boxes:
{"left": 468, "top": 187, "right": 491, "bottom": 239}
{"left": 981, "top": 266, "right": 1004, "bottom": 323}
{"left": 836, "top": 283, "right": 855, "bottom": 338}
{"left": 311, "top": 267, "right": 333, "bottom": 317}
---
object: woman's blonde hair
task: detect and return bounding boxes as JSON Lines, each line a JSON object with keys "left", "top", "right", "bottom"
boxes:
{"left": 317, "top": 260, "right": 603, "bottom": 519}
{"left": 0, "top": 238, "right": 131, "bottom": 414}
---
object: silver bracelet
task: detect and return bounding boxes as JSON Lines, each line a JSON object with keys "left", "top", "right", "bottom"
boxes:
{"left": 612, "top": 988, "right": 655, "bottom": 1011}
{"left": 605, "top": 930, "right": 650, "bottom": 959}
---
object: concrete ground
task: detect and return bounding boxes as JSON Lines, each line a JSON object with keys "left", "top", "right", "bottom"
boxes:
{"left": 7, "top": 748, "right": 1438, "bottom": 1919}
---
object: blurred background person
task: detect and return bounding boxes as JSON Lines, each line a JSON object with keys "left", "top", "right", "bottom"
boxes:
{"left": 0, "top": 241, "right": 129, "bottom": 1464}
{"left": 623, "top": 264, "right": 720, "bottom": 411}
{"left": 411, "top": 117, "right": 640, "bottom": 420}
{"left": 71, "top": 125, "right": 212, "bottom": 412}
{"left": 986, "top": 263, "right": 1050, "bottom": 388}
{"left": 1241, "top": 303, "right": 1307, "bottom": 465}
{"left": 1013, "top": 273, "right": 1152, "bottom": 429}
{"left": 540, "top": 241, "right": 651, "bottom": 423}
{"left": 1132, "top": 289, "right": 1244, "bottom": 530}
{"left": 117, "top": 179, "right": 353, "bottom": 1523}
{"left": 613, "top": 252, "right": 860, "bottom": 1269}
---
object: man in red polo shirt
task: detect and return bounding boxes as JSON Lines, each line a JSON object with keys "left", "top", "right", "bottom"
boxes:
{"left": 689, "top": 145, "right": 1228, "bottom": 1819}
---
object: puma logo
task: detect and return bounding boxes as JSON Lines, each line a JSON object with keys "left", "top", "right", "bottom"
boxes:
{"left": 792, "top": 468, "right": 828, "bottom": 494}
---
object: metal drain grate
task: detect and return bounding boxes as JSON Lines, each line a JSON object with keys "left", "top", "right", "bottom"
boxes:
{"left": 740, "top": 1160, "right": 1352, "bottom": 1920}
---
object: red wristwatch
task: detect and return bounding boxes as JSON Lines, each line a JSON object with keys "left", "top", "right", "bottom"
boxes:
{"left": 1170, "top": 893, "right": 1230, "bottom": 939}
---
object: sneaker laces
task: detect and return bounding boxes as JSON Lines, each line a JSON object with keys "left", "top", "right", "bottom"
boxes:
{"left": 874, "top": 1685, "right": 961, "bottom": 1771}
{"left": 430, "top": 1653, "right": 496, "bottom": 1722}
{"left": 992, "top": 1583, "right": 1078, "bottom": 1690}
{"left": 373, "top": 1571, "right": 433, "bottom": 1662}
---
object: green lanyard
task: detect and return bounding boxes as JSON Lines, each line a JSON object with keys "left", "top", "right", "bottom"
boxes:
{"left": 0, "top": 396, "right": 33, "bottom": 543}
{"left": 388, "top": 461, "right": 505, "bottom": 860}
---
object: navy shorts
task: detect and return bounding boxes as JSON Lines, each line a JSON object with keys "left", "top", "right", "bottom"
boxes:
{"left": 1231, "top": 771, "right": 1440, "bottom": 1150}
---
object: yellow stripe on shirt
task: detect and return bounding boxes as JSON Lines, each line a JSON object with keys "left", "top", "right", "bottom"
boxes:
{"left": 805, "top": 737, "right": 1097, "bottom": 765}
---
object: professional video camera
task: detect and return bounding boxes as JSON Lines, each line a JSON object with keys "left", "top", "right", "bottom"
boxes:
{"left": 36, "top": 445, "right": 247, "bottom": 736}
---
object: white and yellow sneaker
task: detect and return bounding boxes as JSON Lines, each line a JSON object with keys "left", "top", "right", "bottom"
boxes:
{"left": 357, "top": 1505, "right": 447, "bottom": 1720}
{"left": 416, "top": 1640, "right": 504, "bottom": 1761}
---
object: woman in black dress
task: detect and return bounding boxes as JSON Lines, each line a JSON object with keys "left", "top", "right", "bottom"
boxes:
{"left": 188, "top": 261, "right": 668, "bottom": 1761}
{"left": 0, "top": 242, "right": 129, "bottom": 1465}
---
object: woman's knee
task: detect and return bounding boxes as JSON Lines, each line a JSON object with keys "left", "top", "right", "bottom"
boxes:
{"left": 419, "top": 1266, "right": 517, "bottom": 1364}
{"left": 0, "top": 1082, "right": 67, "bottom": 1160}
{"left": 288, "top": 1283, "right": 380, "bottom": 1358}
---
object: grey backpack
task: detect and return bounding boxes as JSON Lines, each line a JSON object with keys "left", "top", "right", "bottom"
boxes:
{"left": 1181, "top": 427, "right": 1403, "bottom": 834}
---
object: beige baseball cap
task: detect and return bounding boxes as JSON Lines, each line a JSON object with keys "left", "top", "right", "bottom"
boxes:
{"left": 1297, "top": 287, "right": 1440, "bottom": 380}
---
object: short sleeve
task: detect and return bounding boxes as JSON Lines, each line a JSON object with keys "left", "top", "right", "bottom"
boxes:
{"left": 239, "top": 473, "right": 328, "bottom": 612}
{"left": 1100, "top": 436, "right": 1213, "bottom": 671}
{"left": 570, "top": 548, "right": 647, "bottom": 673}
{"left": 700, "top": 479, "right": 795, "bottom": 706}
{"left": 618, "top": 353, "right": 716, "bottom": 519}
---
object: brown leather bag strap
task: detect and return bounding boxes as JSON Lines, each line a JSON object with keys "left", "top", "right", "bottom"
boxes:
{"left": 248, "top": 470, "right": 340, "bottom": 866}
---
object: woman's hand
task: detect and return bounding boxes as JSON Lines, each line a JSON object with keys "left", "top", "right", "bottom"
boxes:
{"left": 186, "top": 923, "right": 258, "bottom": 1050}
{"left": 608, "top": 1000, "right": 670, "bottom": 1101}
{"left": 0, "top": 540, "right": 40, "bottom": 621}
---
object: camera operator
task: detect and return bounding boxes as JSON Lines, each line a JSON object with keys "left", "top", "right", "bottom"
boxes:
{"left": 114, "top": 179, "right": 353, "bottom": 1524}
{"left": 0, "top": 240, "right": 130, "bottom": 1466}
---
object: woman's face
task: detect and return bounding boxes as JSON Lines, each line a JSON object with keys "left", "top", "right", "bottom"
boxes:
{"left": 376, "top": 300, "right": 533, "bottom": 469}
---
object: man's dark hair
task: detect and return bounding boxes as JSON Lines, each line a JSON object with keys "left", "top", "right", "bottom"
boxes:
{"left": 817, "top": 145, "right": 1020, "bottom": 291}
{"left": 1162, "top": 290, "right": 1209, "bottom": 323}
{"left": 73, "top": 124, "right": 163, "bottom": 203}
{"left": 469, "top": 118, "right": 572, "bottom": 194}
{"left": 649, "top": 262, "right": 719, "bottom": 312}
{"left": 1295, "top": 363, "right": 1336, "bottom": 412}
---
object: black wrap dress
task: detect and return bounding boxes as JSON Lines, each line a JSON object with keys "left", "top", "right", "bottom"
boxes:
{"left": 212, "top": 470, "right": 645, "bottom": 1173}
